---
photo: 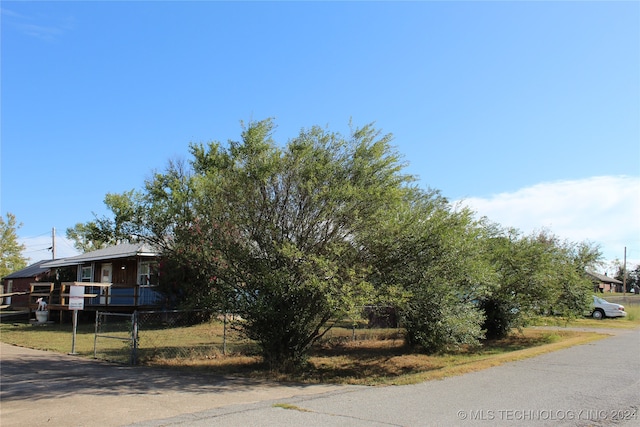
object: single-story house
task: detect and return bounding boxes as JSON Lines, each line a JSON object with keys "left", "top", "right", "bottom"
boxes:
{"left": 1, "top": 260, "right": 53, "bottom": 309}
{"left": 39, "top": 243, "right": 164, "bottom": 317}
{"left": 586, "top": 271, "right": 624, "bottom": 293}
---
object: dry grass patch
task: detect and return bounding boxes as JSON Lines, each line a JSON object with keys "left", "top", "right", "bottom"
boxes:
{"left": 0, "top": 321, "right": 609, "bottom": 386}
{"left": 273, "top": 403, "right": 313, "bottom": 412}
{"left": 84, "top": 328, "right": 607, "bottom": 385}
{"left": 284, "top": 328, "right": 607, "bottom": 385}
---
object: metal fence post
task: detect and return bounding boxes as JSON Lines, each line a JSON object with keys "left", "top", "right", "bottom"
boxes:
{"left": 94, "top": 311, "right": 99, "bottom": 359}
{"left": 131, "top": 310, "right": 139, "bottom": 365}
{"left": 223, "top": 311, "right": 227, "bottom": 355}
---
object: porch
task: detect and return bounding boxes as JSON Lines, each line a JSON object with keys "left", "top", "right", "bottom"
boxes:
{"left": 29, "top": 282, "right": 164, "bottom": 321}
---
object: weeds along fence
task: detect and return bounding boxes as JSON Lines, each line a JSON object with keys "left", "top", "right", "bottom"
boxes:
{"left": 94, "top": 307, "right": 402, "bottom": 365}
{"left": 93, "top": 310, "right": 248, "bottom": 365}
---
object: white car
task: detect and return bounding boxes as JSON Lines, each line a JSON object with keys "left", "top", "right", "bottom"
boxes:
{"left": 591, "top": 295, "right": 627, "bottom": 319}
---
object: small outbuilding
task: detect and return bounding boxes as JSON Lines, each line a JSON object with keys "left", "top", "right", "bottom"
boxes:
{"left": 586, "top": 271, "right": 624, "bottom": 293}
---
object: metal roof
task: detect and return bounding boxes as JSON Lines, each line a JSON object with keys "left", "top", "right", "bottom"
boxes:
{"left": 2, "top": 260, "right": 52, "bottom": 280}
{"left": 41, "top": 243, "right": 160, "bottom": 268}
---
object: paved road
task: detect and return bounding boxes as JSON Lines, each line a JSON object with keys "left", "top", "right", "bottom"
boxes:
{"left": 1, "top": 328, "right": 639, "bottom": 427}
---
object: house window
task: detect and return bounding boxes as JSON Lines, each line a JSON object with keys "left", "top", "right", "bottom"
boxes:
{"left": 138, "top": 261, "right": 158, "bottom": 285}
{"left": 3, "top": 280, "right": 13, "bottom": 304}
{"left": 81, "top": 266, "right": 92, "bottom": 282}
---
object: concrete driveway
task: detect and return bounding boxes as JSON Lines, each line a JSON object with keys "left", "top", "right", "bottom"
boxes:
{"left": 1, "top": 327, "right": 638, "bottom": 427}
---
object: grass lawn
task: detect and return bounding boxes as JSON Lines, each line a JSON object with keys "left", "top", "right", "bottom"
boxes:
{"left": 531, "top": 299, "right": 640, "bottom": 329}
{"left": 2, "top": 306, "right": 638, "bottom": 386}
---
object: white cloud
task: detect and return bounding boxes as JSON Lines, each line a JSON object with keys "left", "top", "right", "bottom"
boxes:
{"left": 459, "top": 175, "right": 640, "bottom": 265}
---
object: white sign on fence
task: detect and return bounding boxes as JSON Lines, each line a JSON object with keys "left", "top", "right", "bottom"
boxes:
{"left": 69, "top": 285, "right": 85, "bottom": 310}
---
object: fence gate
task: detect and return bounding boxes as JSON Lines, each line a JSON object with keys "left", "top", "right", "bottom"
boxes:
{"left": 94, "top": 311, "right": 138, "bottom": 365}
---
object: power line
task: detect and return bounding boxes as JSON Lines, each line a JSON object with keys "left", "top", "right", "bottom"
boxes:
{"left": 22, "top": 248, "right": 51, "bottom": 256}
{"left": 20, "top": 231, "right": 52, "bottom": 240}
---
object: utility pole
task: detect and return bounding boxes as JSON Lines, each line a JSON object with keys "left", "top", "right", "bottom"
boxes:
{"left": 623, "top": 246, "right": 627, "bottom": 296}
{"left": 52, "top": 227, "right": 56, "bottom": 260}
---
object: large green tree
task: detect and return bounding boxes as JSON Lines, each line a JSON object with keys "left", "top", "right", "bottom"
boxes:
{"left": 0, "top": 213, "right": 28, "bottom": 278}
{"left": 117, "top": 119, "right": 413, "bottom": 370}
{"left": 481, "top": 227, "right": 601, "bottom": 339}
{"left": 361, "top": 191, "right": 495, "bottom": 353}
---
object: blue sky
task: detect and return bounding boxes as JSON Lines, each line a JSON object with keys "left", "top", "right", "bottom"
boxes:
{"left": 1, "top": 1, "right": 638, "bottom": 268}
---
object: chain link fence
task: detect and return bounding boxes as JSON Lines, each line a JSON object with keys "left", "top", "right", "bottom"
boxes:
{"left": 93, "top": 310, "right": 252, "bottom": 365}
{"left": 93, "top": 307, "right": 400, "bottom": 365}
{"left": 93, "top": 311, "right": 137, "bottom": 364}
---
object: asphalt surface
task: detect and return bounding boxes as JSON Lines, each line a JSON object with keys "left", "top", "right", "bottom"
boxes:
{"left": 0, "top": 343, "right": 344, "bottom": 426}
{"left": 1, "top": 327, "right": 639, "bottom": 427}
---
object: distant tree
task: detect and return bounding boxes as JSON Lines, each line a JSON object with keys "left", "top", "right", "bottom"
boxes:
{"left": 614, "top": 263, "right": 640, "bottom": 292}
{"left": 0, "top": 213, "right": 28, "bottom": 278}
{"left": 67, "top": 190, "right": 147, "bottom": 252}
{"left": 66, "top": 222, "right": 108, "bottom": 253}
{"left": 631, "top": 265, "right": 640, "bottom": 292}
